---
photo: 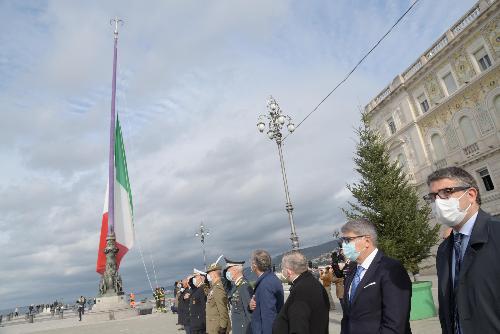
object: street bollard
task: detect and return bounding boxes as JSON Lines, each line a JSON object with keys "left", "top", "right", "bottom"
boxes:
{"left": 28, "top": 314, "right": 34, "bottom": 323}
{"left": 109, "top": 311, "right": 115, "bottom": 320}
{"left": 58, "top": 310, "right": 63, "bottom": 319}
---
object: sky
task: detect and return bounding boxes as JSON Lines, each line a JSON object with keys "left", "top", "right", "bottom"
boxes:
{"left": 0, "top": 0, "right": 477, "bottom": 309}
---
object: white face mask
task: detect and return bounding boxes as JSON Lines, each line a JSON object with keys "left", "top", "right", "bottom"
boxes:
{"left": 432, "top": 191, "right": 471, "bottom": 227}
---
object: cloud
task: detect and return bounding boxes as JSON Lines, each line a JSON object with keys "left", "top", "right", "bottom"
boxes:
{"left": 0, "top": 0, "right": 478, "bottom": 309}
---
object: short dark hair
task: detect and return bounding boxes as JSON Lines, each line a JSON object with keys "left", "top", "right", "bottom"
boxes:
{"left": 251, "top": 249, "right": 272, "bottom": 272}
{"left": 427, "top": 167, "right": 481, "bottom": 205}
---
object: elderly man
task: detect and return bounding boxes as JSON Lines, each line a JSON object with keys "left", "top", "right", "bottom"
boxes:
{"left": 249, "top": 249, "right": 284, "bottom": 334}
{"left": 205, "top": 262, "right": 231, "bottom": 334}
{"left": 426, "top": 167, "right": 500, "bottom": 334}
{"left": 190, "top": 269, "right": 208, "bottom": 334}
{"left": 272, "top": 251, "right": 329, "bottom": 334}
{"left": 340, "top": 218, "right": 411, "bottom": 334}
{"left": 224, "top": 258, "right": 253, "bottom": 334}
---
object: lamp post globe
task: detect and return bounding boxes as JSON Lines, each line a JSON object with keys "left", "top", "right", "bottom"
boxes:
{"left": 256, "top": 96, "right": 300, "bottom": 250}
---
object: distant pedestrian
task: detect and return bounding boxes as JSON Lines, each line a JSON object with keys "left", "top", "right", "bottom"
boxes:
{"left": 14, "top": 307, "right": 18, "bottom": 317}
{"left": 249, "top": 249, "right": 284, "bottom": 334}
{"left": 320, "top": 266, "right": 336, "bottom": 310}
{"left": 272, "top": 251, "right": 330, "bottom": 334}
{"left": 76, "top": 296, "right": 85, "bottom": 321}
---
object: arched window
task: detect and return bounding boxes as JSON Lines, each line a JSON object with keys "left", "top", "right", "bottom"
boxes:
{"left": 459, "top": 116, "right": 477, "bottom": 145}
{"left": 397, "top": 153, "right": 407, "bottom": 169}
{"left": 431, "top": 134, "right": 446, "bottom": 160}
{"left": 494, "top": 95, "right": 500, "bottom": 115}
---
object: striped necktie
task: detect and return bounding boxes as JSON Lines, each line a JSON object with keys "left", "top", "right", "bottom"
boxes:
{"left": 349, "top": 266, "right": 364, "bottom": 303}
{"left": 453, "top": 232, "right": 463, "bottom": 334}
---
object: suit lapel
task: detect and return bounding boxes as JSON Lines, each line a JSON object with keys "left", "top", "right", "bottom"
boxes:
{"left": 351, "top": 251, "right": 383, "bottom": 306}
{"left": 459, "top": 209, "right": 489, "bottom": 282}
{"left": 437, "top": 237, "right": 453, "bottom": 297}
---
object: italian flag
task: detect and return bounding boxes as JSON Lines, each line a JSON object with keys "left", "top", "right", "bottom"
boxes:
{"left": 96, "top": 117, "right": 134, "bottom": 274}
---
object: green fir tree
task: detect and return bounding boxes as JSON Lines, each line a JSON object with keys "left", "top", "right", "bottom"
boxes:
{"left": 343, "top": 113, "right": 439, "bottom": 278}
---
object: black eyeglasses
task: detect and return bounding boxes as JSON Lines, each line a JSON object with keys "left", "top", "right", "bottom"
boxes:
{"left": 339, "top": 235, "right": 367, "bottom": 243}
{"left": 423, "top": 186, "right": 470, "bottom": 204}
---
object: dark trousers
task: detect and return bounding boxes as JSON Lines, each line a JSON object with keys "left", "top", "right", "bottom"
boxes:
{"left": 78, "top": 308, "right": 83, "bottom": 321}
{"left": 184, "top": 325, "right": 191, "bottom": 334}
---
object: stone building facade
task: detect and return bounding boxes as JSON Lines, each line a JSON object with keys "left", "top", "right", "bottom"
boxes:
{"left": 365, "top": 0, "right": 500, "bottom": 218}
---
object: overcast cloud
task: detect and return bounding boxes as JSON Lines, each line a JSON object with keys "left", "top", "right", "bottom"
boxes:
{"left": 0, "top": 0, "right": 476, "bottom": 309}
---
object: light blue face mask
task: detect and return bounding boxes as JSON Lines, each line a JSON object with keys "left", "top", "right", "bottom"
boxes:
{"left": 225, "top": 271, "right": 232, "bottom": 282}
{"left": 342, "top": 241, "right": 360, "bottom": 262}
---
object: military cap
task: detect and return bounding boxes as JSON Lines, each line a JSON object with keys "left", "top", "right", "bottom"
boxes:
{"left": 206, "top": 262, "right": 222, "bottom": 273}
{"left": 224, "top": 257, "right": 245, "bottom": 268}
{"left": 193, "top": 268, "right": 207, "bottom": 275}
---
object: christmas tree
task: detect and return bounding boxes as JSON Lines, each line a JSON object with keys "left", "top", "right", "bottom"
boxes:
{"left": 343, "top": 113, "right": 439, "bottom": 278}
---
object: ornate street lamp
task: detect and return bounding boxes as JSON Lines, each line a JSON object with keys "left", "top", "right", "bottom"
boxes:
{"left": 256, "top": 96, "right": 299, "bottom": 250}
{"left": 195, "top": 222, "right": 210, "bottom": 270}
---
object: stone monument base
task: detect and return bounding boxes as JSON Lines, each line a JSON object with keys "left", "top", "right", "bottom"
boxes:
{"left": 87, "top": 295, "right": 137, "bottom": 321}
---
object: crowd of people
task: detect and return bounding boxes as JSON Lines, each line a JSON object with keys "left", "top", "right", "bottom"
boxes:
{"left": 167, "top": 167, "right": 500, "bottom": 334}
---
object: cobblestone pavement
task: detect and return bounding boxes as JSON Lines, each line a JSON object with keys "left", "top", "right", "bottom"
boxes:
{"left": 2, "top": 276, "right": 442, "bottom": 334}
{"left": 1, "top": 309, "right": 442, "bottom": 334}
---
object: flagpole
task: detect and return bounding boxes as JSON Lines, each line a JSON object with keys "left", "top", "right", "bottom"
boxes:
{"left": 108, "top": 17, "right": 122, "bottom": 236}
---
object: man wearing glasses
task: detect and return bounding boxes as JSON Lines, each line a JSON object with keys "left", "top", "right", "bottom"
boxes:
{"left": 339, "top": 219, "right": 411, "bottom": 334}
{"left": 426, "top": 167, "right": 500, "bottom": 334}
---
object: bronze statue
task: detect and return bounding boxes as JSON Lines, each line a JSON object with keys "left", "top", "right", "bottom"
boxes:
{"left": 98, "top": 233, "right": 124, "bottom": 296}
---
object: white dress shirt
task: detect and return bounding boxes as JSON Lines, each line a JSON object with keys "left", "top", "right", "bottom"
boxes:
{"left": 349, "top": 248, "right": 378, "bottom": 298}
{"left": 452, "top": 211, "right": 478, "bottom": 286}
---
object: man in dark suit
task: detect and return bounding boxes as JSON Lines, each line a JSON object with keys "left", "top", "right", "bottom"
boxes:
{"left": 272, "top": 251, "right": 330, "bottom": 334}
{"left": 340, "top": 218, "right": 412, "bottom": 334}
{"left": 249, "top": 249, "right": 284, "bottom": 334}
{"left": 426, "top": 167, "right": 500, "bottom": 333}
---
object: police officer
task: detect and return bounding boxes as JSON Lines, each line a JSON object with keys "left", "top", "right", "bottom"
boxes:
{"left": 224, "top": 258, "right": 253, "bottom": 334}
{"left": 190, "top": 269, "right": 208, "bottom": 334}
{"left": 206, "top": 262, "right": 231, "bottom": 334}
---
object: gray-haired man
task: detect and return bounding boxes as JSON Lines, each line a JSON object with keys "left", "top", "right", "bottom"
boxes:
{"left": 272, "top": 251, "right": 330, "bottom": 334}
{"left": 426, "top": 167, "right": 500, "bottom": 334}
{"left": 340, "top": 218, "right": 411, "bottom": 334}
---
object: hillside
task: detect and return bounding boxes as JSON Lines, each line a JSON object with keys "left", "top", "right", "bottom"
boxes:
{"left": 243, "top": 239, "right": 340, "bottom": 280}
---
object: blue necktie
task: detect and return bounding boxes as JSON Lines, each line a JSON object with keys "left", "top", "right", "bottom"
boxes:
{"left": 453, "top": 233, "right": 463, "bottom": 334}
{"left": 350, "top": 266, "right": 364, "bottom": 303}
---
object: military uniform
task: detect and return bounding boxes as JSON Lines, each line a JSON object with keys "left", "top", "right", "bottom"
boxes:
{"left": 205, "top": 263, "right": 231, "bottom": 334}
{"left": 190, "top": 284, "right": 207, "bottom": 334}
{"left": 224, "top": 258, "right": 253, "bottom": 334}
{"left": 229, "top": 277, "right": 253, "bottom": 334}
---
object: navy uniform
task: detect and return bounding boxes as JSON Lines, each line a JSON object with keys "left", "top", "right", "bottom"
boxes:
{"left": 190, "top": 268, "right": 208, "bottom": 334}
{"left": 224, "top": 258, "right": 253, "bottom": 334}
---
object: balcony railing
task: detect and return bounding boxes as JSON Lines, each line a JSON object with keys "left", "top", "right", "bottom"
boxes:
{"left": 434, "top": 159, "right": 448, "bottom": 169}
{"left": 426, "top": 35, "right": 449, "bottom": 60}
{"left": 365, "top": 1, "right": 487, "bottom": 113}
{"left": 463, "top": 142, "right": 480, "bottom": 156}
{"left": 451, "top": 5, "right": 481, "bottom": 35}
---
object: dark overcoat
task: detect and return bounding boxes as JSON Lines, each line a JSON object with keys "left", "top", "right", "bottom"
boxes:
{"left": 436, "top": 209, "right": 500, "bottom": 333}
{"left": 272, "top": 271, "right": 330, "bottom": 334}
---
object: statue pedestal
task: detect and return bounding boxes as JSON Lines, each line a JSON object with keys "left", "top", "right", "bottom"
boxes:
{"left": 92, "top": 295, "right": 129, "bottom": 311}
{"left": 87, "top": 295, "right": 137, "bottom": 321}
